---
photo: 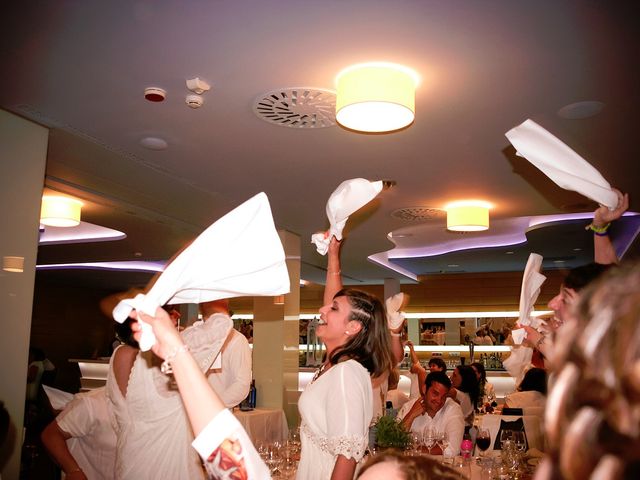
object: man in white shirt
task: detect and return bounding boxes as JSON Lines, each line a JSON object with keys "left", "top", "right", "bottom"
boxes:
{"left": 41, "top": 387, "right": 116, "bottom": 480}
{"left": 202, "top": 300, "right": 252, "bottom": 408}
{"left": 398, "top": 371, "right": 465, "bottom": 456}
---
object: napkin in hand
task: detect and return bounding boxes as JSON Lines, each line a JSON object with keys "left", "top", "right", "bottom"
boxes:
{"left": 385, "top": 292, "right": 406, "bottom": 331}
{"left": 311, "top": 178, "right": 383, "bottom": 255}
{"left": 512, "top": 253, "right": 546, "bottom": 345}
{"left": 42, "top": 385, "right": 74, "bottom": 411}
{"left": 112, "top": 192, "right": 290, "bottom": 351}
{"left": 505, "top": 119, "right": 618, "bottom": 209}
{"left": 503, "top": 346, "right": 533, "bottom": 385}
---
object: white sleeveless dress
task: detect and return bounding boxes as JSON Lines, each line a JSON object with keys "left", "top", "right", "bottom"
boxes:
{"left": 296, "top": 360, "right": 372, "bottom": 479}
{"left": 107, "top": 314, "right": 232, "bottom": 480}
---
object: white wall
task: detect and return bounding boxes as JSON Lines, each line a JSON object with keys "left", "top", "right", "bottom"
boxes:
{"left": 0, "top": 110, "right": 48, "bottom": 479}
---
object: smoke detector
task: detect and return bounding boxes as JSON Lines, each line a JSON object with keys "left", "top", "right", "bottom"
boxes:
{"left": 253, "top": 87, "right": 336, "bottom": 128}
{"left": 186, "top": 77, "right": 211, "bottom": 95}
{"left": 186, "top": 94, "right": 204, "bottom": 109}
{"left": 144, "top": 87, "right": 166, "bottom": 102}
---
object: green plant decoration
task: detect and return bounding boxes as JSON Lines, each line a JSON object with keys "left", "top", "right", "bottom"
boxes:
{"left": 373, "top": 414, "right": 412, "bottom": 450}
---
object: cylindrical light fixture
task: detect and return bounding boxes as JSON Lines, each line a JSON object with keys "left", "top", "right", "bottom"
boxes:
{"left": 336, "top": 62, "right": 419, "bottom": 133}
{"left": 446, "top": 201, "right": 491, "bottom": 232}
{"left": 273, "top": 295, "right": 285, "bottom": 305}
{"left": 40, "top": 196, "right": 82, "bottom": 227}
{"left": 2, "top": 256, "right": 24, "bottom": 273}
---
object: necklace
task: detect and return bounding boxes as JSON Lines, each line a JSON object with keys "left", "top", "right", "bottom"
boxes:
{"left": 311, "top": 362, "right": 331, "bottom": 383}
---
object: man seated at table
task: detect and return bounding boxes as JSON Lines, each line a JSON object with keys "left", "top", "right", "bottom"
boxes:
{"left": 202, "top": 300, "right": 252, "bottom": 408}
{"left": 398, "top": 371, "right": 465, "bottom": 456}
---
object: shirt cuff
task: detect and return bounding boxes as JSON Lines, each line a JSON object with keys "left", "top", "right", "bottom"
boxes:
{"left": 191, "top": 409, "right": 241, "bottom": 460}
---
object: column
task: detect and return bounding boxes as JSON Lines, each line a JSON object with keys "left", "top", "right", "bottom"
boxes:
{"left": 252, "top": 230, "right": 300, "bottom": 428}
{"left": 0, "top": 110, "right": 49, "bottom": 479}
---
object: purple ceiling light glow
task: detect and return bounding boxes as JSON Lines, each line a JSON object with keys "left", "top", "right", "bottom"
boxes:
{"left": 36, "top": 261, "right": 166, "bottom": 273}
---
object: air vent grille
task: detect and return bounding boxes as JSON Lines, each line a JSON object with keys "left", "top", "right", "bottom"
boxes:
{"left": 391, "top": 207, "right": 446, "bottom": 222}
{"left": 253, "top": 88, "right": 336, "bottom": 128}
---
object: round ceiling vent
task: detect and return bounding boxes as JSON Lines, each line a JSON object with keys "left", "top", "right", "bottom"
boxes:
{"left": 391, "top": 207, "right": 446, "bottom": 222}
{"left": 253, "top": 88, "right": 336, "bottom": 128}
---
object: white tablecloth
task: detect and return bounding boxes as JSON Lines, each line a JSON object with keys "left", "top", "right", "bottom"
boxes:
{"left": 233, "top": 407, "right": 289, "bottom": 445}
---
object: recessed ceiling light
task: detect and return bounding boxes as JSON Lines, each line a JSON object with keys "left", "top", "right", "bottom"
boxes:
{"left": 573, "top": 247, "right": 582, "bottom": 252}
{"left": 505, "top": 251, "right": 514, "bottom": 255}
{"left": 553, "top": 260, "right": 566, "bottom": 264}
{"left": 144, "top": 87, "right": 166, "bottom": 102}
{"left": 557, "top": 101, "right": 604, "bottom": 119}
{"left": 140, "top": 137, "right": 168, "bottom": 150}
{"left": 447, "top": 264, "right": 460, "bottom": 268}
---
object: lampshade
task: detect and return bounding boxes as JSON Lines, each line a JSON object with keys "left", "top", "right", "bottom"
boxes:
{"left": 335, "top": 62, "right": 418, "bottom": 133}
{"left": 2, "top": 256, "right": 24, "bottom": 273}
{"left": 273, "top": 295, "right": 285, "bottom": 305}
{"left": 40, "top": 196, "right": 82, "bottom": 227}
{"left": 446, "top": 201, "right": 490, "bottom": 232}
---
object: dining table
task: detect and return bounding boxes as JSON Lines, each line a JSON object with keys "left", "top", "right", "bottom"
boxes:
{"left": 233, "top": 407, "right": 289, "bottom": 445}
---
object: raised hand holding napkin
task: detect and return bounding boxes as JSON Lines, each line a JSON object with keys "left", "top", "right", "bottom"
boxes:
{"left": 311, "top": 178, "right": 383, "bottom": 255}
{"left": 505, "top": 119, "right": 618, "bottom": 209}
{"left": 385, "top": 292, "right": 407, "bottom": 331}
{"left": 512, "top": 253, "right": 547, "bottom": 345}
{"left": 112, "top": 192, "right": 290, "bottom": 351}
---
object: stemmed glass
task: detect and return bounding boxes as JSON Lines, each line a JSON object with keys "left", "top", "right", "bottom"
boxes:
{"left": 476, "top": 428, "right": 491, "bottom": 457}
{"left": 438, "top": 431, "right": 450, "bottom": 460}
{"left": 513, "top": 430, "right": 527, "bottom": 468}
{"left": 423, "top": 428, "right": 436, "bottom": 455}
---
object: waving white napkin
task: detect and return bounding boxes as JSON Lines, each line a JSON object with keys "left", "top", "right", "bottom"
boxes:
{"left": 505, "top": 119, "right": 618, "bottom": 209}
{"left": 503, "top": 346, "right": 533, "bottom": 385}
{"left": 42, "top": 385, "right": 74, "bottom": 411}
{"left": 113, "top": 192, "right": 290, "bottom": 351}
{"left": 385, "top": 292, "right": 406, "bottom": 331}
{"left": 311, "top": 178, "right": 383, "bottom": 255}
{"left": 512, "top": 253, "right": 547, "bottom": 345}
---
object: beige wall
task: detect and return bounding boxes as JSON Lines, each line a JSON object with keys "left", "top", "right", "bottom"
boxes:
{"left": 0, "top": 110, "right": 48, "bottom": 479}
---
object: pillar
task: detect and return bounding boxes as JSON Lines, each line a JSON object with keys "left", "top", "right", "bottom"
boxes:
{"left": 0, "top": 110, "right": 48, "bottom": 479}
{"left": 252, "top": 230, "right": 300, "bottom": 428}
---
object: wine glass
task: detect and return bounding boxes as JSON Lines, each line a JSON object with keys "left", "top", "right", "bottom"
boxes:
{"left": 410, "top": 432, "right": 422, "bottom": 456}
{"left": 423, "top": 428, "right": 436, "bottom": 455}
{"left": 439, "top": 431, "right": 450, "bottom": 459}
{"left": 476, "top": 428, "right": 491, "bottom": 457}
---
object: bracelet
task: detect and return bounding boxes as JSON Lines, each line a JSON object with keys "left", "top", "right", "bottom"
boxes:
{"left": 66, "top": 468, "right": 83, "bottom": 475}
{"left": 328, "top": 270, "right": 341, "bottom": 275}
{"left": 586, "top": 222, "right": 610, "bottom": 235}
{"left": 390, "top": 332, "right": 402, "bottom": 337}
{"left": 161, "top": 344, "right": 190, "bottom": 374}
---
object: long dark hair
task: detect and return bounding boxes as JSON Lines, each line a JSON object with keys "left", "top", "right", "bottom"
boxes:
{"left": 518, "top": 367, "right": 547, "bottom": 395}
{"left": 328, "top": 288, "right": 395, "bottom": 379}
{"left": 456, "top": 365, "right": 480, "bottom": 408}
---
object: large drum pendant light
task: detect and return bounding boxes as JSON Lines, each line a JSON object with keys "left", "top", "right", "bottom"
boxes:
{"left": 335, "top": 62, "right": 418, "bottom": 133}
{"left": 446, "top": 201, "right": 491, "bottom": 232}
{"left": 40, "top": 196, "right": 83, "bottom": 227}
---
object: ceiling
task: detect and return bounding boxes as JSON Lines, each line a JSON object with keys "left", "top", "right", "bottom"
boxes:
{"left": 2, "top": 1, "right": 639, "bottom": 291}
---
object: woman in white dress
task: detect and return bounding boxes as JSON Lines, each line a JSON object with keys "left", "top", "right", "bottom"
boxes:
{"left": 297, "top": 237, "right": 395, "bottom": 480}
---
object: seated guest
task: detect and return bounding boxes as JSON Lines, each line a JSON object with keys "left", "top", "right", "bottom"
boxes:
{"left": 428, "top": 357, "right": 447, "bottom": 373}
{"left": 357, "top": 450, "right": 462, "bottom": 480}
{"left": 449, "top": 365, "right": 480, "bottom": 426}
{"left": 41, "top": 387, "right": 116, "bottom": 480}
{"left": 398, "top": 371, "right": 464, "bottom": 456}
{"left": 386, "top": 368, "right": 409, "bottom": 410}
{"left": 504, "top": 367, "right": 546, "bottom": 415}
{"left": 471, "top": 361, "right": 495, "bottom": 405}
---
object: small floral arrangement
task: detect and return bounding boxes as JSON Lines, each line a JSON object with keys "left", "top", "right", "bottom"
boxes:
{"left": 373, "top": 415, "right": 412, "bottom": 450}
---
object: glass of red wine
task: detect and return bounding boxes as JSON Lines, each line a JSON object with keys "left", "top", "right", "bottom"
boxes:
{"left": 476, "top": 428, "right": 491, "bottom": 458}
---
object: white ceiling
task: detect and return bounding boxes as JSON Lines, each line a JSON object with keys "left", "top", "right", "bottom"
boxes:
{"left": 2, "top": 1, "right": 639, "bottom": 289}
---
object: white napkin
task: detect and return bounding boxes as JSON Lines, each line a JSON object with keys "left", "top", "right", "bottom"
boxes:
{"left": 505, "top": 119, "right": 618, "bottom": 209}
{"left": 503, "top": 346, "right": 533, "bottom": 385}
{"left": 385, "top": 292, "right": 406, "bottom": 330}
{"left": 512, "top": 253, "right": 547, "bottom": 344}
{"left": 311, "top": 178, "right": 383, "bottom": 255}
{"left": 42, "top": 385, "right": 74, "bottom": 411}
{"left": 113, "top": 192, "right": 290, "bottom": 351}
